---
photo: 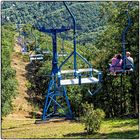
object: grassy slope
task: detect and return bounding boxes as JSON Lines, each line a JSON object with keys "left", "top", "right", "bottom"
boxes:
{"left": 2, "top": 118, "right": 139, "bottom": 139}
{"left": 9, "top": 39, "right": 33, "bottom": 118}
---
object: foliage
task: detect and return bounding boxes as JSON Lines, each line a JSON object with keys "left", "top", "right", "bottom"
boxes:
{"left": 81, "top": 102, "right": 105, "bottom": 134}
{"left": 22, "top": 54, "right": 29, "bottom": 62}
{"left": 1, "top": 1, "right": 107, "bottom": 45}
{"left": 2, "top": 24, "right": 18, "bottom": 117}
{"left": 92, "top": 1, "right": 139, "bottom": 118}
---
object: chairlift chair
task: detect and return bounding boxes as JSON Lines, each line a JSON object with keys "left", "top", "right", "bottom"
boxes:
{"left": 109, "top": 65, "right": 133, "bottom": 76}
{"left": 109, "top": 8, "right": 134, "bottom": 76}
{"left": 42, "top": 42, "right": 51, "bottom": 55}
{"left": 29, "top": 47, "right": 44, "bottom": 62}
{"left": 29, "top": 25, "right": 45, "bottom": 62}
{"left": 21, "top": 43, "right": 28, "bottom": 54}
{"left": 58, "top": 68, "right": 102, "bottom": 86}
{"left": 58, "top": 49, "right": 68, "bottom": 57}
{"left": 42, "top": 49, "right": 51, "bottom": 55}
{"left": 29, "top": 54, "right": 44, "bottom": 62}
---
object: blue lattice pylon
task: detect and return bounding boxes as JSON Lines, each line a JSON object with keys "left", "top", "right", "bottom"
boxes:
{"left": 37, "top": 28, "right": 73, "bottom": 120}
{"left": 42, "top": 78, "right": 73, "bottom": 120}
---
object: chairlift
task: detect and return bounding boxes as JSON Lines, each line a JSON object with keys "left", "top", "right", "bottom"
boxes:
{"left": 33, "top": 2, "right": 102, "bottom": 121}
{"left": 42, "top": 49, "right": 51, "bottom": 55}
{"left": 36, "top": 47, "right": 42, "bottom": 53}
{"left": 21, "top": 31, "right": 28, "bottom": 37}
{"left": 57, "top": 3, "right": 102, "bottom": 87}
{"left": 58, "top": 48, "right": 68, "bottom": 57}
{"left": 16, "top": 36, "right": 22, "bottom": 45}
{"left": 29, "top": 54, "right": 44, "bottom": 62}
{"left": 109, "top": 8, "right": 134, "bottom": 76}
{"left": 42, "top": 41, "right": 51, "bottom": 55}
{"left": 21, "top": 44, "right": 28, "bottom": 54}
{"left": 29, "top": 25, "right": 45, "bottom": 62}
{"left": 29, "top": 47, "right": 44, "bottom": 62}
{"left": 58, "top": 68, "right": 102, "bottom": 86}
{"left": 109, "top": 59, "right": 134, "bottom": 76}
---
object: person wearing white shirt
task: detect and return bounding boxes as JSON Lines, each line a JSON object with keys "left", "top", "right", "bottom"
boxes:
{"left": 125, "top": 51, "right": 134, "bottom": 70}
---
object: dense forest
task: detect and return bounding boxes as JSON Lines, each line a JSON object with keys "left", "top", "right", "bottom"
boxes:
{"left": 1, "top": 1, "right": 139, "bottom": 120}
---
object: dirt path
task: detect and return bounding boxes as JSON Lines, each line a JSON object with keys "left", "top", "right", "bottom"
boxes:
{"left": 5, "top": 42, "right": 33, "bottom": 119}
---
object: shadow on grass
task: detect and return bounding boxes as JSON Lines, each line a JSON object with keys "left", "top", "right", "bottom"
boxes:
{"left": 24, "top": 62, "right": 49, "bottom": 119}
{"left": 63, "top": 130, "right": 139, "bottom": 139}
{"left": 106, "top": 130, "right": 139, "bottom": 139}
{"left": 63, "top": 132, "right": 88, "bottom": 137}
{"left": 112, "top": 120, "right": 139, "bottom": 128}
{"left": 2, "top": 122, "right": 35, "bottom": 131}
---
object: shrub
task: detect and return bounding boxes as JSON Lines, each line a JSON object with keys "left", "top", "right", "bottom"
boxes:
{"left": 81, "top": 102, "right": 105, "bottom": 134}
{"left": 22, "top": 54, "right": 29, "bottom": 62}
{"left": 25, "top": 80, "right": 32, "bottom": 88}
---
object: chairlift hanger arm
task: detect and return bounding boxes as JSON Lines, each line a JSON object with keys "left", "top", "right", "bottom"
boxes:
{"left": 31, "top": 25, "right": 36, "bottom": 42}
{"left": 63, "top": 2, "right": 76, "bottom": 32}
{"left": 30, "top": 25, "right": 38, "bottom": 52}
{"left": 63, "top": 1, "right": 77, "bottom": 74}
{"left": 121, "top": 3, "right": 132, "bottom": 71}
{"left": 122, "top": 10, "right": 131, "bottom": 45}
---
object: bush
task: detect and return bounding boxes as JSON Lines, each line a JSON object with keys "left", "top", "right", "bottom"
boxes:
{"left": 22, "top": 54, "right": 29, "bottom": 62}
{"left": 81, "top": 102, "right": 105, "bottom": 134}
{"left": 25, "top": 80, "right": 32, "bottom": 88}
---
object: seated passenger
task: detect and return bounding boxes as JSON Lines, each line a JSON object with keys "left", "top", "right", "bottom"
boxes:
{"left": 125, "top": 51, "right": 134, "bottom": 70}
{"left": 110, "top": 54, "right": 123, "bottom": 74}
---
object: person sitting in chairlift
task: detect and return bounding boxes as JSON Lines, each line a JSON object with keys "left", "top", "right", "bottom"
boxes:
{"left": 125, "top": 51, "right": 134, "bottom": 70}
{"left": 110, "top": 54, "right": 123, "bottom": 74}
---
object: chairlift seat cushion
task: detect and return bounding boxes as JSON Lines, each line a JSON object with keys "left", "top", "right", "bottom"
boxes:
{"left": 42, "top": 51, "right": 50, "bottom": 54}
{"left": 30, "top": 57, "right": 43, "bottom": 61}
{"left": 60, "top": 77, "right": 99, "bottom": 86}
{"left": 58, "top": 53, "right": 67, "bottom": 57}
{"left": 30, "top": 54, "right": 44, "bottom": 61}
{"left": 61, "top": 68, "right": 99, "bottom": 74}
{"left": 114, "top": 68, "right": 133, "bottom": 73}
{"left": 30, "top": 54, "right": 43, "bottom": 57}
{"left": 108, "top": 68, "right": 133, "bottom": 76}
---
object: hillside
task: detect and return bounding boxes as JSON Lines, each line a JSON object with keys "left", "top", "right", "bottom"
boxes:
{"left": 6, "top": 41, "right": 33, "bottom": 119}
{"left": 1, "top": 1, "right": 107, "bottom": 45}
